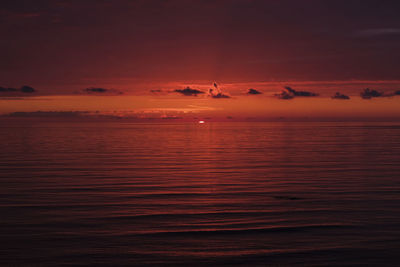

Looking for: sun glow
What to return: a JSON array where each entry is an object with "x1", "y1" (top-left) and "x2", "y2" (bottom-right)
[{"x1": 198, "y1": 120, "x2": 205, "y2": 124}]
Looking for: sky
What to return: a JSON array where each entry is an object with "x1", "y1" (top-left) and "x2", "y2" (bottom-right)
[{"x1": 1, "y1": 0, "x2": 400, "y2": 120}]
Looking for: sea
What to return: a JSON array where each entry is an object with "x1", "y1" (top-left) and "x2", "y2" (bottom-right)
[{"x1": 1, "y1": 121, "x2": 400, "y2": 266}]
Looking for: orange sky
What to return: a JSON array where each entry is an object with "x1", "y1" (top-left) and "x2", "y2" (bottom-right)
[{"x1": 2, "y1": 87, "x2": 400, "y2": 120}]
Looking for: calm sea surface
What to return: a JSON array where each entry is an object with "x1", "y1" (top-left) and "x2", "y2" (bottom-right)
[{"x1": 1, "y1": 121, "x2": 400, "y2": 266}]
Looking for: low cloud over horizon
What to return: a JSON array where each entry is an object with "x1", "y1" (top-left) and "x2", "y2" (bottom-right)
[
  {"x1": 209, "y1": 83, "x2": 231, "y2": 99},
  {"x1": 332, "y1": 92, "x2": 350, "y2": 100},
  {"x1": 0, "y1": 85, "x2": 37, "y2": 96},
  {"x1": 360, "y1": 88, "x2": 391, "y2": 99},
  {"x1": 275, "y1": 87, "x2": 318, "y2": 100},
  {"x1": 247, "y1": 89, "x2": 262, "y2": 95},
  {"x1": 174, "y1": 87, "x2": 205, "y2": 96},
  {"x1": 82, "y1": 87, "x2": 123, "y2": 95}
]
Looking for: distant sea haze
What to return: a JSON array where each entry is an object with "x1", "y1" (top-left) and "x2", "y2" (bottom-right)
[{"x1": 0, "y1": 121, "x2": 400, "y2": 266}]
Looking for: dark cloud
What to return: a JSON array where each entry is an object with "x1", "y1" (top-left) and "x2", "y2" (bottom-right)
[
  {"x1": 4, "y1": 111, "x2": 87, "y2": 118},
  {"x1": 395, "y1": 90, "x2": 400, "y2": 95},
  {"x1": 0, "y1": 85, "x2": 37, "y2": 96},
  {"x1": 84, "y1": 87, "x2": 123, "y2": 95},
  {"x1": 275, "y1": 86, "x2": 317, "y2": 99},
  {"x1": 284, "y1": 86, "x2": 318, "y2": 97},
  {"x1": 332, "y1": 92, "x2": 350, "y2": 100},
  {"x1": 247, "y1": 88, "x2": 262, "y2": 95},
  {"x1": 360, "y1": 88, "x2": 384, "y2": 99},
  {"x1": 86, "y1": 87, "x2": 107, "y2": 93},
  {"x1": 0, "y1": 87, "x2": 17, "y2": 92},
  {"x1": 211, "y1": 92, "x2": 231, "y2": 99},
  {"x1": 208, "y1": 83, "x2": 231, "y2": 99},
  {"x1": 150, "y1": 89, "x2": 166, "y2": 95},
  {"x1": 275, "y1": 90, "x2": 294, "y2": 100},
  {"x1": 174, "y1": 87, "x2": 204, "y2": 96},
  {"x1": 20, "y1": 85, "x2": 36, "y2": 93}
]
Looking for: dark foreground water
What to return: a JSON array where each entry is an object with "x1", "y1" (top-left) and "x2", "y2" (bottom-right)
[{"x1": 1, "y1": 121, "x2": 400, "y2": 266}]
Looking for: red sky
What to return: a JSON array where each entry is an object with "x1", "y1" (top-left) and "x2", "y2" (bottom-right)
[{"x1": 1, "y1": 0, "x2": 400, "y2": 119}]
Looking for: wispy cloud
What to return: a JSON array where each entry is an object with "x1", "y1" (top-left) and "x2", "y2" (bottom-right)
[
  {"x1": 3, "y1": 111, "x2": 87, "y2": 118},
  {"x1": 138, "y1": 105, "x2": 219, "y2": 114},
  {"x1": 0, "y1": 10, "x2": 42, "y2": 22},
  {"x1": 356, "y1": 28, "x2": 400, "y2": 37}
]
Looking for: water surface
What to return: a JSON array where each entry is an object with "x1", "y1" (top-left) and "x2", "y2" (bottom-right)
[{"x1": 1, "y1": 121, "x2": 400, "y2": 266}]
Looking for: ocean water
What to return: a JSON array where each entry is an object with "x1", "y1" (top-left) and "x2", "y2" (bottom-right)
[{"x1": 1, "y1": 121, "x2": 400, "y2": 266}]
